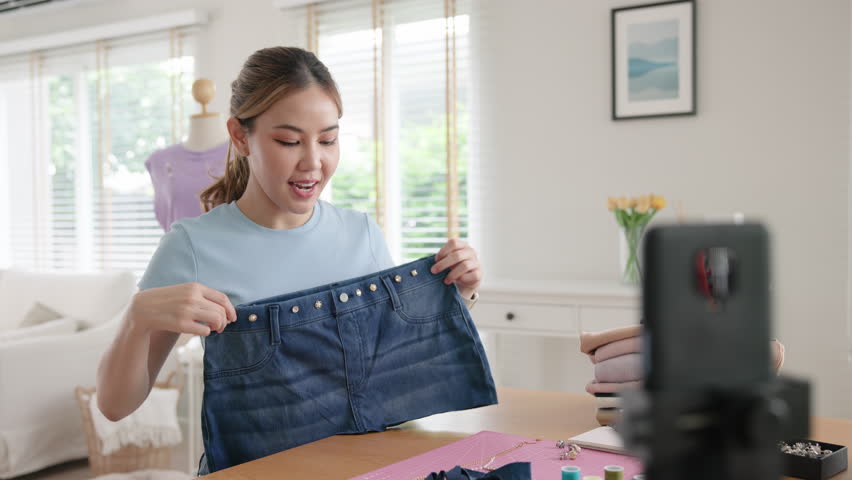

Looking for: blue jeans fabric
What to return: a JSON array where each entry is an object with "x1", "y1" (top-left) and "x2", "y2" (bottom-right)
[
  {"x1": 424, "y1": 462, "x2": 531, "y2": 480},
  {"x1": 198, "y1": 255, "x2": 498, "y2": 474}
]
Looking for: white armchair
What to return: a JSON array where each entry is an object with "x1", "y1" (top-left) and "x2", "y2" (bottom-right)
[{"x1": 0, "y1": 269, "x2": 138, "y2": 478}]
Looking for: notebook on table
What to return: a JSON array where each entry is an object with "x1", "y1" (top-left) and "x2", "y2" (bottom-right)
[{"x1": 567, "y1": 426, "x2": 626, "y2": 455}]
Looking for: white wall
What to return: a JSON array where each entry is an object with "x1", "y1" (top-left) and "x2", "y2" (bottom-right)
[
  {"x1": 475, "y1": 0, "x2": 852, "y2": 419},
  {"x1": 2, "y1": 0, "x2": 851, "y2": 418}
]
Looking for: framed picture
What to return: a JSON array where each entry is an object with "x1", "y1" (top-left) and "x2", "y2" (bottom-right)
[{"x1": 611, "y1": 0, "x2": 696, "y2": 120}]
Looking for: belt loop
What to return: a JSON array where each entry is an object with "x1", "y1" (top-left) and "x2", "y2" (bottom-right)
[
  {"x1": 328, "y1": 291, "x2": 338, "y2": 316},
  {"x1": 268, "y1": 304, "x2": 281, "y2": 346},
  {"x1": 381, "y1": 276, "x2": 402, "y2": 311}
]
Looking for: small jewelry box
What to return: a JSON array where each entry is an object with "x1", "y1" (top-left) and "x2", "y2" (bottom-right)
[{"x1": 782, "y1": 440, "x2": 848, "y2": 480}]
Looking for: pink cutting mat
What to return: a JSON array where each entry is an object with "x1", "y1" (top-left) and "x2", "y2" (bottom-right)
[{"x1": 348, "y1": 430, "x2": 643, "y2": 480}]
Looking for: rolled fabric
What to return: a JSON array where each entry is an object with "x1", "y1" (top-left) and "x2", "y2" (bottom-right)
[
  {"x1": 580, "y1": 325, "x2": 642, "y2": 355},
  {"x1": 582, "y1": 328, "x2": 785, "y2": 374},
  {"x1": 586, "y1": 339, "x2": 784, "y2": 395},
  {"x1": 592, "y1": 336, "x2": 641, "y2": 364},
  {"x1": 585, "y1": 380, "x2": 641, "y2": 395},
  {"x1": 771, "y1": 339, "x2": 785, "y2": 373},
  {"x1": 594, "y1": 353, "x2": 641, "y2": 383},
  {"x1": 595, "y1": 396, "x2": 623, "y2": 409},
  {"x1": 596, "y1": 408, "x2": 622, "y2": 427}
]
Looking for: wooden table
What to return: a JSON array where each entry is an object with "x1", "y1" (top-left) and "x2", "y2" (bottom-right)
[{"x1": 202, "y1": 387, "x2": 851, "y2": 479}]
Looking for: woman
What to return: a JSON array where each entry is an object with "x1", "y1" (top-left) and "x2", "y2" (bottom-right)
[{"x1": 96, "y1": 46, "x2": 485, "y2": 473}]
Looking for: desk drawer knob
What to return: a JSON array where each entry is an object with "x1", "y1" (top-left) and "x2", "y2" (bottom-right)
[{"x1": 506, "y1": 312, "x2": 515, "y2": 321}]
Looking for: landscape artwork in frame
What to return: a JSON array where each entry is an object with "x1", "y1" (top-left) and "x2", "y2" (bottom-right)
[{"x1": 612, "y1": 0, "x2": 695, "y2": 120}]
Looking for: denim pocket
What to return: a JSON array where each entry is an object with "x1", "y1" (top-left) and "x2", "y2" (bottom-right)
[
  {"x1": 395, "y1": 279, "x2": 461, "y2": 324},
  {"x1": 203, "y1": 329, "x2": 276, "y2": 380}
]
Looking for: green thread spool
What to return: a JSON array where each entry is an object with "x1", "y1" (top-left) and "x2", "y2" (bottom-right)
[{"x1": 604, "y1": 465, "x2": 624, "y2": 480}]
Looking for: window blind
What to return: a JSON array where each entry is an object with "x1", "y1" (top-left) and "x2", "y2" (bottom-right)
[
  {"x1": 0, "y1": 28, "x2": 196, "y2": 276},
  {"x1": 302, "y1": 0, "x2": 473, "y2": 262}
]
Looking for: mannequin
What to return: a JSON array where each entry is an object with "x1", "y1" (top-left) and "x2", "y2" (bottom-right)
[
  {"x1": 183, "y1": 79, "x2": 229, "y2": 151},
  {"x1": 145, "y1": 79, "x2": 229, "y2": 232}
]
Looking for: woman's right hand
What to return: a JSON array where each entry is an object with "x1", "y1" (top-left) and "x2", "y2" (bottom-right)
[{"x1": 126, "y1": 282, "x2": 237, "y2": 336}]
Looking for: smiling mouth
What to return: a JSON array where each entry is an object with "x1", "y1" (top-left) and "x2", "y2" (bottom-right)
[{"x1": 289, "y1": 181, "x2": 319, "y2": 191}]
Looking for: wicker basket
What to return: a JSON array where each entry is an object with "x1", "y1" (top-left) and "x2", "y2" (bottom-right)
[{"x1": 74, "y1": 371, "x2": 184, "y2": 476}]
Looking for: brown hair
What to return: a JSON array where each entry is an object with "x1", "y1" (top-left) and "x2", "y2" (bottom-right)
[{"x1": 200, "y1": 47, "x2": 342, "y2": 211}]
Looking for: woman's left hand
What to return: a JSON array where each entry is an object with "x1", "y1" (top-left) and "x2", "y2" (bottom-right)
[{"x1": 431, "y1": 238, "x2": 482, "y2": 300}]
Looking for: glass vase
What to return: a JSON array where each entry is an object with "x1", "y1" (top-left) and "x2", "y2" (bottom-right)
[{"x1": 619, "y1": 224, "x2": 645, "y2": 285}]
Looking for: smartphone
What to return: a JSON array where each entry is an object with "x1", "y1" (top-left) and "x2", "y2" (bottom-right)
[{"x1": 642, "y1": 223, "x2": 771, "y2": 392}]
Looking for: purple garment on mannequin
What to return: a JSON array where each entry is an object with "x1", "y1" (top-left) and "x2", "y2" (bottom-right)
[{"x1": 145, "y1": 142, "x2": 228, "y2": 232}]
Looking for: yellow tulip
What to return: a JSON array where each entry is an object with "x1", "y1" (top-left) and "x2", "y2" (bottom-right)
[
  {"x1": 607, "y1": 197, "x2": 617, "y2": 211},
  {"x1": 629, "y1": 197, "x2": 638, "y2": 209},
  {"x1": 636, "y1": 195, "x2": 651, "y2": 214},
  {"x1": 650, "y1": 194, "x2": 667, "y2": 210},
  {"x1": 616, "y1": 196, "x2": 630, "y2": 210}
]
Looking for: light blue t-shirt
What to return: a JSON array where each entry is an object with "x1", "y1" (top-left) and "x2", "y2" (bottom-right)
[{"x1": 138, "y1": 200, "x2": 395, "y2": 306}]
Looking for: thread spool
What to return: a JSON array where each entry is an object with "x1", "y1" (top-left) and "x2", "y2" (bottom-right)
[
  {"x1": 604, "y1": 465, "x2": 624, "y2": 480},
  {"x1": 562, "y1": 465, "x2": 581, "y2": 480}
]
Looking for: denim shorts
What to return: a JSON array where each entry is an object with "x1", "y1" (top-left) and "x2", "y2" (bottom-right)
[{"x1": 198, "y1": 255, "x2": 497, "y2": 474}]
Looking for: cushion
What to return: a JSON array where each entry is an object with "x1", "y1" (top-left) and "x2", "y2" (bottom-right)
[
  {"x1": 0, "y1": 269, "x2": 138, "y2": 332},
  {"x1": 17, "y1": 302, "x2": 64, "y2": 329},
  {"x1": 0, "y1": 317, "x2": 78, "y2": 345}
]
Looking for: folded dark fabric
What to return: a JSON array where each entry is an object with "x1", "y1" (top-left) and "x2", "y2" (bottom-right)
[{"x1": 424, "y1": 462, "x2": 531, "y2": 480}]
